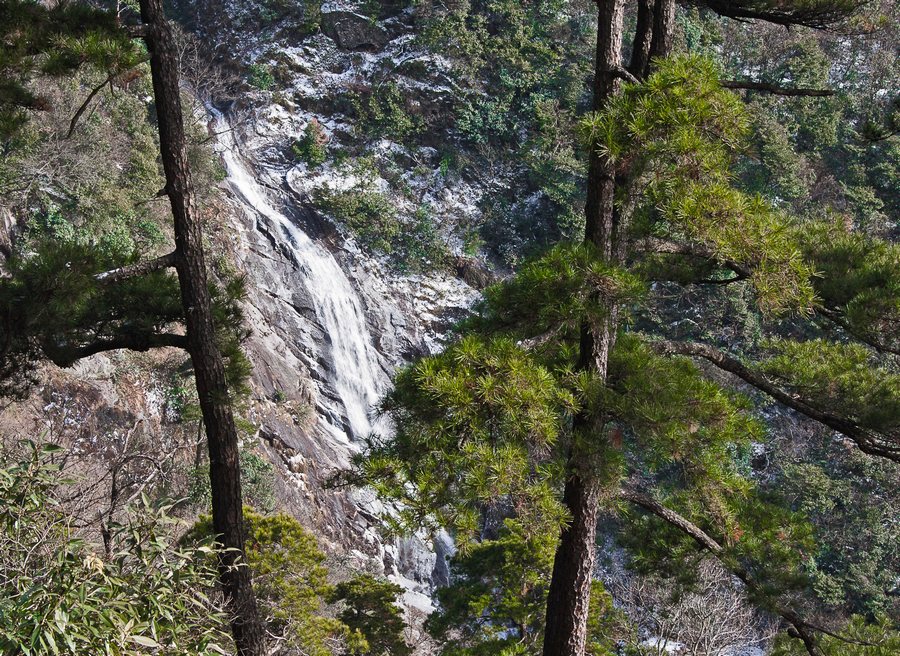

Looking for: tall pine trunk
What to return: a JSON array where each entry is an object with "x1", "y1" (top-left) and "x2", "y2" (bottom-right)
[
  {"x1": 138, "y1": 1, "x2": 266, "y2": 654},
  {"x1": 542, "y1": 1, "x2": 677, "y2": 653},
  {"x1": 542, "y1": 2, "x2": 625, "y2": 655},
  {"x1": 648, "y1": 0, "x2": 676, "y2": 67}
]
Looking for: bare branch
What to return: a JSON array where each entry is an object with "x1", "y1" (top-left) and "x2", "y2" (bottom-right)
[
  {"x1": 618, "y1": 488, "x2": 876, "y2": 655},
  {"x1": 609, "y1": 65, "x2": 640, "y2": 85},
  {"x1": 816, "y1": 306, "x2": 900, "y2": 356},
  {"x1": 722, "y1": 80, "x2": 835, "y2": 97},
  {"x1": 67, "y1": 73, "x2": 117, "y2": 138},
  {"x1": 634, "y1": 237, "x2": 753, "y2": 279},
  {"x1": 95, "y1": 251, "x2": 177, "y2": 284},
  {"x1": 67, "y1": 61, "x2": 149, "y2": 138},
  {"x1": 695, "y1": 0, "x2": 868, "y2": 31},
  {"x1": 43, "y1": 332, "x2": 187, "y2": 367}
]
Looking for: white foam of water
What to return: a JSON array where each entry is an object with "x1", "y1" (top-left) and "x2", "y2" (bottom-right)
[{"x1": 211, "y1": 109, "x2": 383, "y2": 441}]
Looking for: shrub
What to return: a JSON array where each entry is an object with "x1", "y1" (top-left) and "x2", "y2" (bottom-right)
[
  {"x1": 292, "y1": 119, "x2": 329, "y2": 167},
  {"x1": 189, "y1": 509, "x2": 380, "y2": 656},
  {"x1": 330, "y1": 575, "x2": 411, "y2": 656},
  {"x1": 247, "y1": 63, "x2": 274, "y2": 91},
  {"x1": 351, "y1": 82, "x2": 423, "y2": 142},
  {"x1": 315, "y1": 185, "x2": 401, "y2": 254},
  {"x1": 0, "y1": 442, "x2": 228, "y2": 655},
  {"x1": 395, "y1": 204, "x2": 448, "y2": 273}
]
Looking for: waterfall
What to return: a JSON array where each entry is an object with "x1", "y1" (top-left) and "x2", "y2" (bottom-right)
[{"x1": 211, "y1": 110, "x2": 384, "y2": 442}]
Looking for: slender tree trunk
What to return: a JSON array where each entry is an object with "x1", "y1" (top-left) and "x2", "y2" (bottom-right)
[
  {"x1": 628, "y1": 0, "x2": 654, "y2": 78},
  {"x1": 137, "y1": 1, "x2": 265, "y2": 654},
  {"x1": 648, "y1": 0, "x2": 676, "y2": 65},
  {"x1": 542, "y1": 3, "x2": 625, "y2": 655}
]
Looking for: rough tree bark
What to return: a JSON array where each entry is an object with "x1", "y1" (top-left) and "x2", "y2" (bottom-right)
[
  {"x1": 648, "y1": 0, "x2": 676, "y2": 66},
  {"x1": 542, "y1": 2, "x2": 625, "y2": 655},
  {"x1": 136, "y1": 1, "x2": 266, "y2": 654},
  {"x1": 543, "y1": 1, "x2": 678, "y2": 653},
  {"x1": 629, "y1": 0, "x2": 654, "y2": 77}
]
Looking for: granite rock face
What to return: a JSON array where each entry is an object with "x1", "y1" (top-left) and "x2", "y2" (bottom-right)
[
  {"x1": 210, "y1": 109, "x2": 476, "y2": 603},
  {"x1": 320, "y1": 11, "x2": 390, "y2": 51}
]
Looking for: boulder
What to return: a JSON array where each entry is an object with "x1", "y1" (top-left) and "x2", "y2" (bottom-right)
[{"x1": 320, "y1": 11, "x2": 389, "y2": 51}]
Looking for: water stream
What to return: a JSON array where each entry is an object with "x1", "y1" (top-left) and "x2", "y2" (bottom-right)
[{"x1": 211, "y1": 110, "x2": 384, "y2": 442}]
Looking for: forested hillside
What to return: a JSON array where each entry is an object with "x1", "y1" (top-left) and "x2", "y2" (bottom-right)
[{"x1": 0, "y1": 1, "x2": 897, "y2": 655}]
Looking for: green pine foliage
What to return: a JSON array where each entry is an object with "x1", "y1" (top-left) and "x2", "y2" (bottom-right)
[
  {"x1": 188, "y1": 509, "x2": 409, "y2": 656},
  {"x1": 362, "y1": 334, "x2": 573, "y2": 547},
  {"x1": 351, "y1": 82, "x2": 423, "y2": 142},
  {"x1": 771, "y1": 615, "x2": 900, "y2": 656},
  {"x1": 314, "y1": 161, "x2": 447, "y2": 271},
  {"x1": 190, "y1": 508, "x2": 352, "y2": 655},
  {"x1": 0, "y1": 0, "x2": 143, "y2": 139},
  {"x1": 355, "y1": 51, "x2": 898, "y2": 651},
  {"x1": 798, "y1": 221, "x2": 900, "y2": 353},
  {"x1": 426, "y1": 520, "x2": 557, "y2": 655},
  {"x1": 759, "y1": 339, "x2": 900, "y2": 435},
  {"x1": 414, "y1": 0, "x2": 594, "y2": 260},
  {"x1": 293, "y1": 119, "x2": 328, "y2": 167},
  {"x1": 582, "y1": 55, "x2": 816, "y2": 314},
  {"x1": 426, "y1": 520, "x2": 635, "y2": 656},
  {"x1": 0, "y1": 234, "x2": 182, "y2": 397},
  {"x1": 0, "y1": 218, "x2": 252, "y2": 400},
  {"x1": 330, "y1": 575, "x2": 410, "y2": 656},
  {"x1": 777, "y1": 451, "x2": 900, "y2": 617},
  {"x1": 470, "y1": 243, "x2": 645, "y2": 350}
]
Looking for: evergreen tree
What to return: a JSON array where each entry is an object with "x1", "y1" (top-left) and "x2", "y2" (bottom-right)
[
  {"x1": 354, "y1": 3, "x2": 896, "y2": 656},
  {"x1": 0, "y1": 1, "x2": 264, "y2": 652},
  {"x1": 0, "y1": 0, "x2": 142, "y2": 139}
]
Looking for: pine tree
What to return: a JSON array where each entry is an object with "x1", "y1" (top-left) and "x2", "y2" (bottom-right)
[
  {"x1": 354, "y1": 3, "x2": 895, "y2": 656},
  {"x1": 0, "y1": 1, "x2": 265, "y2": 653},
  {"x1": 0, "y1": 0, "x2": 142, "y2": 139}
]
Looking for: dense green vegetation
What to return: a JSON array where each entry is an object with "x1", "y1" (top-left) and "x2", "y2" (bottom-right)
[
  {"x1": 0, "y1": 442, "x2": 230, "y2": 655},
  {"x1": 0, "y1": 0, "x2": 897, "y2": 655},
  {"x1": 188, "y1": 509, "x2": 409, "y2": 656}
]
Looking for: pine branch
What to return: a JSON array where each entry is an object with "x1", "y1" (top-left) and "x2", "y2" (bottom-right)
[
  {"x1": 608, "y1": 65, "x2": 640, "y2": 85},
  {"x1": 67, "y1": 60, "x2": 149, "y2": 138},
  {"x1": 618, "y1": 487, "x2": 877, "y2": 655},
  {"x1": 67, "y1": 72, "x2": 117, "y2": 138},
  {"x1": 94, "y1": 251, "x2": 177, "y2": 284},
  {"x1": 634, "y1": 237, "x2": 753, "y2": 278},
  {"x1": 43, "y1": 332, "x2": 187, "y2": 367},
  {"x1": 649, "y1": 339, "x2": 900, "y2": 462},
  {"x1": 721, "y1": 80, "x2": 835, "y2": 97},
  {"x1": 816, "y1": 306, "x2": 900, "y2": 356},
  {"x1": 695, "y1": 1, "x2": 867, "y2": 30}
]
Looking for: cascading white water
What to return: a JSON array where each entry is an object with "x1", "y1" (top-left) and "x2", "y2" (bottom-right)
[{"x1": 211, "y1": 110, "x2": 384, "y2": 442}]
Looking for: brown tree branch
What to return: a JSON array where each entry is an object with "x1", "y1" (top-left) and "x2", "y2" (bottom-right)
[
  {"x1": 816, "y1": 306, "x2": 900, "y2": 356},
  {"x1": 618, "y1": 488, "x2": 876, "y2": 655},
  {"x1": 43, "y1": 332, "x2": 187, "y2": 367},
  {"x1": 67, "y1": 61, "x2": 148, "y2": 138},
  {"x1": 67, "y1": 73, "x2": 116, "y2": 138},
  {"x1": 695, "y1": 0, "x2": 867, "y2": 30},
  {"x1": 94, "y1": 251, "x2": 177, "y2": 284},
  {"x1": 649, "y1": 339, "x2": 899, "y2": 462},
  {"x1": 722, "y1": 80, "x2": 835, "y2": 97},
  {"x1": 609, "y1": 65, "x2": 640, "y2": 85},
  {"x1": 634, "y1": 237, "x2": 754, "y2": 279}
]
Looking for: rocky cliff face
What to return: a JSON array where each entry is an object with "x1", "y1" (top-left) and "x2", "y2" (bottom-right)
[
  {"x1": 0, "y1": 0, "x2": 483, "y2": 611},
  {"x1": 187, "y1": 0, "x2": 487, "y2": 606},
  {"x1": 212, "y1": 106, "x2": 474, "y2": 605}
]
